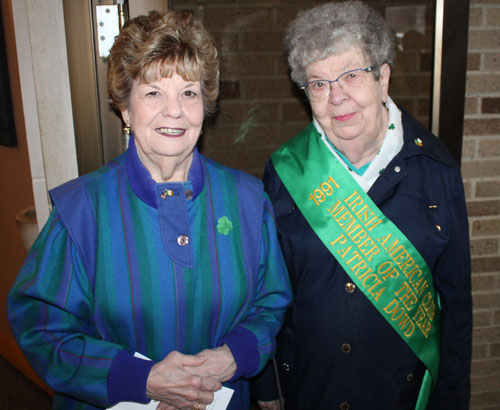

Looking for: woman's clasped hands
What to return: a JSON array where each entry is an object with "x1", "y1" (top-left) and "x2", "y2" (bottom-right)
[{"x1": 146, "y1": 345, "x2": 236, "y2": 410}]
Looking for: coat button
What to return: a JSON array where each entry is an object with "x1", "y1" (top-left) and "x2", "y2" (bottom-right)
[
  {"x1": 341, "y1": 343, "x2": 351, "y2": 353},
  {"x1": 340, "y1": 402, "x2": 350, "y2": 410},
  {"x1": 435, "y1": 224, "x2": 442, "y2": 232},
  {"x1": 345, "y1": 282, "x2": 356, "y2": 293},
  {"x1": 406, "y1": 373, "x2": 414, "y2": 382},
  {"x1": 394, "y1": 166, "x2": 401, "y2": 173},
  {"x1": 177, "y1": 235, "x2": 189, "y2": 246},
  {"x1": 282, "y1": 362, "x2": 290, "y2": 372},
  {"x1": 185, "y1": 190, "x2": 193, "y2": 200}
]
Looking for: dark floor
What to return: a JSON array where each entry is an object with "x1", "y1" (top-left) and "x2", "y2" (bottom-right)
[{"x1": 0, "y1": 355, "x2": 52, "y2": 410}]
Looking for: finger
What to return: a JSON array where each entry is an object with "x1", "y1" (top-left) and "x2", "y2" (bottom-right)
[
  {"x1": 182, "y1": 355, "x2": 209, "y2": 368},
  {"x1": 166, "y1": 351, "x2": 207, "y2": 369},
  {"x1": 190, "y1": 401, "x2": 206, "y2": 410},
  {"x1": 194, "y1": 348, "x2": 209, "y2": 357},
  {"x1": 196, "y1": 389, "x2": 215, "y2": 405},
  {"x1": 165, "y1": 377, "x2": 214, "y2": 403},
  {"x1": 155, "y1": 402, "x2": 176, "y2": 410},
  {"x1": 181, "y1": 355, "x2": 208, "y2": 368},
  {"x1": 199, "y1": 376, "x2": 221, "y2": 392}
]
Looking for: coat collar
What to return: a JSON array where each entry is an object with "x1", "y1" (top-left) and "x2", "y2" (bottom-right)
[
  {"x1": 398, "y1": 108, "x2": 457, "y2": 168},
  {"x1": 125, "y1": 135, "x2": 204, "y2": 208},
  {"x1": 367, "y1": 107, "x2": 458, "y2": 204}
]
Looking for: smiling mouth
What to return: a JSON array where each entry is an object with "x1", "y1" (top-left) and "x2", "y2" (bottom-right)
[
  {"x1": 334, "y1": 113, "x2": 356, "y2": 122},
  {"x1": 156, "y1": 127, "x2": 185, "y2": 136}
]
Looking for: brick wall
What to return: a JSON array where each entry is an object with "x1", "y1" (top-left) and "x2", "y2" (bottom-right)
[
  {"x1": 170, "y1": 0, "x2": 500, "y2": 408},
  {"x1": 465, "y1": 0, "x2": 500, "y2": 408},
  {"x1": 172, "y1": 0, "x2": 434, "y2": 176}
]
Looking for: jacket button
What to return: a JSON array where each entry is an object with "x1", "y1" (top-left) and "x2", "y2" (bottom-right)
[
  {"x1": 394, "y1": 166, "x2": 401, "y2": 173},
  {"x1": 340, "y1": 402, "x2": 350, "y2": 410},
  {"x1": 282, "y1": 362, "x2": 290, "y2": 372},
  {"x1": 435, "y1": 224, "x2": 442, "y2": 232},
  {"x1": 185, "y1": 190, "x2": 193, "y2": 200},
  {"x1": 406, "y1": 373, "x2": 414, "y2": 382},
  {"x1": 341, "y1": 343, "x2": 351, "y2": 353},
  {"x1": 177, "y1": 235, "x2": 189, "y2": 246},
  {"x1": 345, "y1": 282, "x2": 356, "y2": 293}
]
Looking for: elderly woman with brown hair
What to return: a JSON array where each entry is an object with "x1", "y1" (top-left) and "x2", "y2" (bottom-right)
[
  {"x1": 254, "y1": 1, "x2": 472, "y2": 410},
  {"x1": 8, "y1": 10, "x2": 291, "y2": 410}
]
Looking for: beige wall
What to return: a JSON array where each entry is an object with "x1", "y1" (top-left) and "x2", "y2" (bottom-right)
[
  {"x1": 0, "y1": 0, "x2": 49, "y2": 393},
  {"x1": 0, "y1": 0, "x2": 77, "y2": 393}
]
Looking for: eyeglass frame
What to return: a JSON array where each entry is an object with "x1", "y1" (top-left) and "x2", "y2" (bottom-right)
[{"x1": 300, "y1": 65, "x2": 378, "y2": 98}]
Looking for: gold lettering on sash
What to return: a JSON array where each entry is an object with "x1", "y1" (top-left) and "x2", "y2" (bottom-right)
[
  {"x1": 413, "y1": 305, "x2": 432, "y2": 338},
  {"x1": 345, "y1": 220, "x2": 363, "y2": 237},
  {"x1": 395, "y1": 281, "x2": 418, "y2": 310},
  {"x1": 319, "y1": 179, "x2": 436, "y2": 340},
  {"x1": 274, "y1": 137, "x2": 439, "y2": 395},
  {"x1": 344, "y1": 190, "x2": 362, "y2": 208},
  {"x1": 378, "y1": 261, "x2": 400, "y2": 281},
  {"x1": 350, "y1": 254, "x2": 368, "y2": 273},
  {"x1": 344, "y1": 190, "x2": 382, "y2": 231},
  {"x1": 383, "y1": 298, "x2": 416, "y2": 337},
  {"x1": 354, "y1": 204, "x2": 369, "y2": 219},
  {"x1": 421, "y1": 291, "x2": 436, "y2": 321},
  {"x1": 330, "y1": 233, "x2": 347, "y2": 246},
  {"x1": 374, "y1": 230, "x2": 435, "y2": 338},
  {"x1": 336, "y1": 245, "x2": 353, "y2": 259},
  {"x1": 328, "y1": 199, "x2": 345, "y2": 217},
  {"x1": 309, "y1": 176, "x2": 339, "y2": 206},
  {"x1": 370, "y1": 285, "x2": 386, "y2": 301},
  {"x1": 345, "y1": 249, "x2": 360, "y2": 264}
]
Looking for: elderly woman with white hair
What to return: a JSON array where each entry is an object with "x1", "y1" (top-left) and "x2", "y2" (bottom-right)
[{"x1": 254, "y1": 2, "x2": 472, "y2": 410}]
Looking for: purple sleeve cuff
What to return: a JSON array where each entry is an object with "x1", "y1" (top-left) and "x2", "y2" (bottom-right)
[
  {"x1": 218, "y1": 326, "x2": 259, "y2": 381},
  {"x1": 107, "y1": 350, "x2": 156, "y2": 405}
]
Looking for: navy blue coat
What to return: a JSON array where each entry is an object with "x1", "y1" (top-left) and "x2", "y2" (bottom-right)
[{"x1": 254, "y1": 110, "x2": 472, "y2": 410}]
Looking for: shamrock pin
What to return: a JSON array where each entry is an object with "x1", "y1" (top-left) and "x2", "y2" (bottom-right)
[
  {"x1": 388, "y1": 123, "x2": 395, "y2": 130},
  {"x1": 217, "y1": 216, "x2": 233, "y2": 235}
]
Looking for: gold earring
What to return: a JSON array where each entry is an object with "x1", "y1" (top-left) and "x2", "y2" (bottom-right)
[{"x1": 123, "y1": 124, "x2": 132, "y2": 136}]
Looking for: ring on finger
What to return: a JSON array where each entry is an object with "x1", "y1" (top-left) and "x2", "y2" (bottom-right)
[{"x1": 194, "y1": 403, "x2": 201, "y2": 410}]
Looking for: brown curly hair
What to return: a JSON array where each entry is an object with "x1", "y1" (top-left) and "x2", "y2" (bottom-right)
[{"x1": 107, "y1": 10, "x2": 219, "y2": 115}]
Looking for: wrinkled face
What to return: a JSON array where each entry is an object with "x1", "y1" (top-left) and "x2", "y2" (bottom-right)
[
  {"x1": 121, "y1": 72, "x2": 204, "y2": 179},
  {"x1": 306, "y1": 48, "x2": 390, "y2": 147}
]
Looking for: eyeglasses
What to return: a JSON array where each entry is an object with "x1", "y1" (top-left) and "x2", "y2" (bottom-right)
[{"x1": 300, "y1": 65, "x2": 377, "y2": 101}]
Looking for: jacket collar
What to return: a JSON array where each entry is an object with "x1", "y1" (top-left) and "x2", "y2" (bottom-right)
[
  {"x1": 125, "y1": 135, "x2": 204, "y2": 208},
  {"x1": 399, "y1": 108, "x2": 457, "y2": 168}
]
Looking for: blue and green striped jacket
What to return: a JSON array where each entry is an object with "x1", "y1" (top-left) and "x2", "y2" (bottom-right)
[{"x1": 8, "y1": 137, "x2": 292, "y2": 409}]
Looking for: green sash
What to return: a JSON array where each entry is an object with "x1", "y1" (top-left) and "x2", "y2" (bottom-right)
[{"x1": 272, "y1": 123, "x2": 440, "y2": 410}]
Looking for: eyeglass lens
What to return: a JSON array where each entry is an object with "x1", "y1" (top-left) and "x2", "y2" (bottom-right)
[{"x1": 305, "y1": 68, "x2": 371, "y2": 100}]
